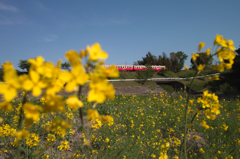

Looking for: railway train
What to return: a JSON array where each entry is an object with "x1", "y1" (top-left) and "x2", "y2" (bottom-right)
[{"x1": 103, "y1": 65, "x2": 165, "y2": 71}]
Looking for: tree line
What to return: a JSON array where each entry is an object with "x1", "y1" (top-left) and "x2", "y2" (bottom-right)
[
  {"x1": 135, "y1": 51, "x2": 188, "y2": 72},
  {"x1": 134, "y1": 50, "x2": 217, "y2": 72}
]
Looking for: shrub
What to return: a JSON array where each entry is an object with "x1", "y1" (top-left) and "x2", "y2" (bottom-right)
[
  {"x1": 135, "y1": 66, "x2": 155, "y2": 84},
  {"x1": 219, "y1": 82, "x2": 235, "y2": 94}
]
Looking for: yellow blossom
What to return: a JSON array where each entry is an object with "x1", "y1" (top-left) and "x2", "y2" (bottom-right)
[
  {"x1": 197, "y1": 64, "x2": 205, "y2": 71},
  {"x1": 87, "y1": 109, "x2": 99, "y2": 121},
  {"x1": 66, "y1": 95, "x2": 83, "y2": 110},
  {"x1": 86, "y1": 43, "x2": 108, "y2": 62},
  {"x1": 209, "y1": 75, "x2": 219, "y2": 80},
  {"x1": 28, "y1": 56, "x2": 45, "y2": 74},
  {"x1": 205, "y1": 47, "x2": 211, "y2": 56},
  {"x1": 191, "y1": 53, "x2": 199, "y2": 61},
  {"x1": 0, "y1": 102, "x2": 13, "y2": 111},
  {"x1": 16, "y1": 129, "x2": 29, "y2": 141},
  {"x1": 198, "y1": 42, "x2": 205, "y2": 52}
]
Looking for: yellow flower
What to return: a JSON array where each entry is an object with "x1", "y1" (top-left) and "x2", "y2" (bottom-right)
[
  {"x1": 87, "y1": 109, "x2": 99, "y2": 121},
  {"x1": 0, "y1": 63, "x2": 20, "y2": 101},
  {"x1": 205, "y1": 47, "x2": 211, "y2": 56},
  {"x1": 209, "y1": 75, "x2": 219, "y2": 80},
  {"x1": 59, "y1": 64, "x2": 89, "y2": 92},
  {"x1": 28, "y1": 56, "x2": 45, "y2": 74},
  {"x1": 104, "y1": 65, "x2": 119, "y2": 78},
  {"x1": 213, "y1": 63, "x2": 225, "y2": 72},
  {"x1": 88, "y1": 78, "x2": 115, "y2": 103},
  {"x1": 227, "y1": 40, "x2": 236, "y2": 51},
  {"x1": 200, "y1": 120, "x2": 209, "y2": 129},
  {"x1": 100, "y1": 115, "x2": 114, "y2": 126},
  {"x1": 65, "y1": 50, "x2": 81, "y2": 66},
  {"x1": 42, "y1": 95, "x2": 66, "y2": 113},
  {"x1": 23, "y1": 103, "x2": 41, "y2": 126},
  {"x1": 86, "y1": 43, "x2": 108, "y2": 62},
  {"x1": 27, "y1": 70, "x2": 46, "y2": 96},
  {"x1": 191, "y1": 53, "x2": 199, "y2": 61},
  {"x1": 184, "y1": 65, "x2": 189, "y2": 71},
  {"x1": 46, "y1": 134, "x2": 56, "y2": 142},
  {"x1": 0, "y1": 102, "x2": 13, "y2": 111},
  {"x1": 16, "y1": 129, "x2": 29, "y2": 141},
  {"x1": 199, "y1": 148, "x2": 205, "y2": 154},
  {"x1": 58, "y1": 140, "x2": 70, "y2": 151},
  {"x1": 214, "y1": 34, "x2": 223, "y2": 46},
  {"x1": 198, "y1": 42, "x2": 205, "y2": 52},
  {"x1": 66, "y1": 95, "x2": 83, "y2": 110},
  {"x1": 189, "y1": 100, "x2": 194, "y2": 106},
  {"x1": 197, "y1": 64, "x2": 205, "y2": 71}
]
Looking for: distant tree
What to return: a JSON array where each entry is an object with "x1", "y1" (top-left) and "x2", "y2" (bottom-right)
[
  {"x1": 175, "y1": 51, "x2": 188, "y2": 72},
  {"x1": 18, "y1": 60, "x2": 31, "y2": 72},
  {"x1": 133, "y1": 61, "x2": 138, "y2": 65},
  {"x1": 170, "y1": 52, "x2": 178, "y2": 72},
  {"x1": 61, "y1": 61, "x2": 71, "y2": 71},
  {"x1": 190, "y1": 52, "x2": 213, "y2": 70},
  {"x1": 136, "y1": 51, "x2": 187, "y2": 72},
  {"x1": 137, "y1": 52, "x2": 158, "y2": 65}
]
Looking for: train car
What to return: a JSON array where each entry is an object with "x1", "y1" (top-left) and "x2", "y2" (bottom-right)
[{"x1": 103, "y1": 65, "x2": 165, "y2": 71}]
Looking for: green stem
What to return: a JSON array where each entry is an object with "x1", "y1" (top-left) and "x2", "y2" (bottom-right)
[
  {"x1": 77, "y1": 85, "x2": 84, "y2": 129},
  {"x1": 180, "y1": 71, "x2": 199, "y2": 159},
  {"x1": 17, "y1": 92, "x2": 28, "y2": 159},
  {"x1": 17, "y1": 93, "x2": 27, "y2": 130}
]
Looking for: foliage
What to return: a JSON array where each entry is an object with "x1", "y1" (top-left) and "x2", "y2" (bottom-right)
[
  {"x1": 18, "y1": 59, "x2": 31, "y2": 72},
  {"x1": 61, "y1": 61, "x2": 71, "y2": 71},
  {"x1": 190, "y1": 52, "x2": 213, "y2": 70},
  {"x1": 218, "y1": 82, "x2": 235, "y2": 94},
  {"x1": 135, "y1": 65, "x2": 155, "y2": 84},
  {"x1": 137, "y1": 51, "x2": 188, "y2": 73},
  {"x1": 175, "y1": 51, "x2": 188, "y2": 72}
]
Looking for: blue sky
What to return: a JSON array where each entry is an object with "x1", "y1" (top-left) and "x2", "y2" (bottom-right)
[{"x1": 0, "y1": 0, "x2": 239, "y2": 70}]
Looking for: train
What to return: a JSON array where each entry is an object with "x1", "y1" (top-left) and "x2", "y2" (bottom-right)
[{"x1": 103, "y1": 65, "x2": 165, "y2": 71}]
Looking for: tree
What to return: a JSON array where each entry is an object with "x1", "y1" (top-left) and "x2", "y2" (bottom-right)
[
  {"x1": 61, "y1": 61, "x2": 71, "y2": 71},
  {"x1": 18, "y1": 60, "x2": 31, "y2": 72},
  {"x1": 137, "y1": 52, "x2": 158, "y2": 65},
  {"x1": 175, "y1": 51, "x2": 188, "y2": 72},
  {"x1": 136, "y1": 51, "x2": 187, "y2": 72},
  {"x1": 190, "y1": 52, "x2": 213, "y2": 70},
  {"x1": 133, "y1": 61, "x2": 138, "y2": 65}
]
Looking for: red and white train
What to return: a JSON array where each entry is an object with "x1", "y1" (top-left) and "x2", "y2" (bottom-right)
[{"x1": 103, "y1": 65, "x2": 165, "y2": 71}]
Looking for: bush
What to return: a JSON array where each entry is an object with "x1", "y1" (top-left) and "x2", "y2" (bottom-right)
[
  {"x1": 219, "y1": 82, "x2": 235, "y2": 94},
  {"x1": 135, "y1": 66, "x2": 155, "y2": 84},
  {"x1": 157, "y1": 68, "x2": 169, "y2": 76}
]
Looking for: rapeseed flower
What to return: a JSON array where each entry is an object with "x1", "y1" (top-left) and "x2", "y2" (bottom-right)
[{"x1": 86, "y1": 43, "x2": 108, "y2": 62}]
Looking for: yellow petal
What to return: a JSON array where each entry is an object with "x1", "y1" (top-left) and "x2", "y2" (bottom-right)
[
  {"x1": 30, "y1": 70, "x2": 40, "y2": 83},
  {"x1": 22, "y1": 79, "x2": 34, "y2": 91},
  {"x1": 58, "y1": 71, "x2": 72, "y2": 82},
  {"x1": 32, "y1": 86, "x2": 41, "y2": 96},
  {"x1": 65, "y1": 81, "x2": 77, "y2": 92},
  {"x1": 4, "y1": 88, "x2": 17, "y2": 102}
]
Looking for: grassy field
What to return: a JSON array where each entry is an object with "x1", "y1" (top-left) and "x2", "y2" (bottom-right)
[{"x1": 0, "y1": 91, "x2": 239, "y2": 158}]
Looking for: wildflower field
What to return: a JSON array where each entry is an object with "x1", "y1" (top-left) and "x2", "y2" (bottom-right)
[
  {"x1": 0, "y1": 34, "x2": 239, "y2": 158},
  {"x1": 0, "y1": 92, "x2": 239, "y2": 158}
]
